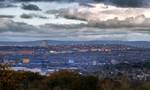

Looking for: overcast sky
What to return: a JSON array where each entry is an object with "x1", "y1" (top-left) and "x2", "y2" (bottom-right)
[{"x1": 0, "y1": 0, "x2": 150, "y2": 42}]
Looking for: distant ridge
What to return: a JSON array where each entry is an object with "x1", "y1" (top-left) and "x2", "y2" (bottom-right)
[{"x1": 0, "y1": 40, "x2": 150, "y2": 48}]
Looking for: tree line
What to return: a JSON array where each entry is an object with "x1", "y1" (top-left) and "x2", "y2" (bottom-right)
[{"x1": 0, "y1": 64, "x2": 150, "y2": 90}]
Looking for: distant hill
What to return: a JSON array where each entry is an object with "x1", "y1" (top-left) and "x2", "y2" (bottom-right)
[{"x1": 0, "y1": 40, "x2": 150, "y2": 48}]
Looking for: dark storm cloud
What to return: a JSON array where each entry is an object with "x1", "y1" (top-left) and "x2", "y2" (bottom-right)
[
  {"x1": 0, "y1": 19, "x2": 38, "y2": 33},
  {"x1": 0, "y1": 2, "x2": 17, "y2": 8},
  {"x1": 0, "y1": 15, "x2": 14, "y2": 18},
  {"x1": 20, "y1": 13, "x2": 48, "y2": 19},
  {"x1": 21, "y1": 3, "x2": 41, "y2": 11},
  {"x1": 94, "y1": 0, "x2": 150, "y2": 7},
  {"x1": 20, "y1": 13, "x2": 33, "y2": 19}
]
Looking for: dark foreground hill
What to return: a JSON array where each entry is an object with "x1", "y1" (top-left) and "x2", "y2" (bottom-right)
[{"x1": 0, "y1": 64, "x2": 150, "y2": 90}]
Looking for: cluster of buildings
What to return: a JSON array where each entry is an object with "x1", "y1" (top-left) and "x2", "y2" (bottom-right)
[{"x1": 0, "y1": 43, "x2": 150, "y2": 80}]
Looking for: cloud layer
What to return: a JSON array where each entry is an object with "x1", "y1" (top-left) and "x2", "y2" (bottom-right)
[
  {"x1": 59, "y1": 3, "x2": 150, "y2": 28},
  {"x1": 2, "y1": 0, "x2": 150, "y2": 7},
  {"x1": 0, "y1": 1, "x2": 150, "y2": 41},
  {"x1": 0, "y1": 18, "x2": 150, "y2": 41}
]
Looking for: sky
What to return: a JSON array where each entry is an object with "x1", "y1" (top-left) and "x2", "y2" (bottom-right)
[{"x1": 0, "y1": 0, "x2": 150, "y2": 42}]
